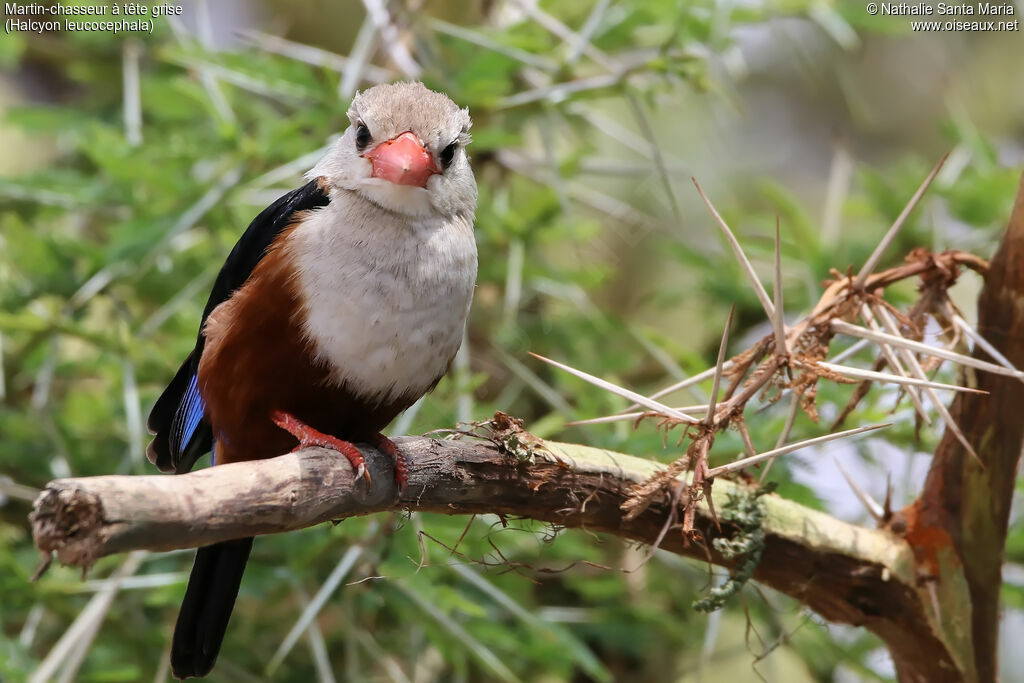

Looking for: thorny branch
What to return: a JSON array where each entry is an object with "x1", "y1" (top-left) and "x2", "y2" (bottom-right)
[
  {"x1": 535, "y1": 160, "x2": 1013, "y2": 542},
  {"x1": 528, "y1": 166, "x2": 1024, "y2": 682}
]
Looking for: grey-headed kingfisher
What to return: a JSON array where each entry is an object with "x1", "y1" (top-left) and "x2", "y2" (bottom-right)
[{"x1": 147, "y1": 82, "x2": 478, "y2": 679}]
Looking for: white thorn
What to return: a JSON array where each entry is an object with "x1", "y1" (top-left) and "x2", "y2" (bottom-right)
[
  {"x1": 566, "y1": 405, "x2": 708, "y2": 426},
  {"x1": 829, "y1": 338, "x2": 872, "y2": 365},
  {"x1": 854, "y1": 154, "x2": 948, "y2": 289},
  {"x1": 623, "y1": 363, "x2": 732, "y2": 411},
  {"x1": 772, "y1": 219, "x2": 787, "y2": 356},
  {"x1": 692, "y1": 178, "x2": 775, "y2": 320},
  {"x1": 870, "y1": 305, "x2": 982, "y2": 465},
  {"x1": 807, "y1": 360, "x2": 987, "y2": 394},
  {"x1": 857, "y1": 307, "x2": 931, "y2": 425},
  {"x1": 706, "y1": 306, "x2": 735, "y2": 425},
  {"x1": 952, "y1": 314, "x2": 1024, "y2": 382},
  {"x1": 832, "y1": 319, "x2": 1024, "y2": 381},
  {"x1": 832, "y1": 455, "x2": 885, "y2": 521},
  {"x1": 530, "y1": 353, "x2": 702, "y2": 424},
  {"x1": 759, "y1": 392, "x2": 801, "y2": 482},
  {"x1": 707, "y1": 423, "x2": 890, "y2": 478}
]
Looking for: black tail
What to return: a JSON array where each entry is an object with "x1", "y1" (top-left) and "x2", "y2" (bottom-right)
[{"x1": 171, "y1": 538, "x2": 254, "y2": 679}]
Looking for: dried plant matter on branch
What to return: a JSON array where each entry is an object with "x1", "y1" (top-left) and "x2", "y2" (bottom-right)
[{"x1": 535, "y1": 158, "x2": 1002, "y2": 538}]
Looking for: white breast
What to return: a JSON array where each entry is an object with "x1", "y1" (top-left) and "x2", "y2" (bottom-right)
[{"x1": 285, "y1": 196, "x2": 477, "y2": 404}]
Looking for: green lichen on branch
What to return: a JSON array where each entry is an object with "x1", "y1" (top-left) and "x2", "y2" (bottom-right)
[{"x1": 692, "y1": 482, "x2": 776, "y2": 612}]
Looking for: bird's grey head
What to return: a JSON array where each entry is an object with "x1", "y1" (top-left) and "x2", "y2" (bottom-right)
[{"x1": 309, "y1": 82, "x2": 476, "y2": 219}]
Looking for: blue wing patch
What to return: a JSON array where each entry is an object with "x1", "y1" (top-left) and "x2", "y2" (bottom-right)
[
  {"x1": 170, "y1": 373, "x2": 206, "y2": 459},
  {"x1": 148, "y1": 179, "x2": 329, "y2": 474}
]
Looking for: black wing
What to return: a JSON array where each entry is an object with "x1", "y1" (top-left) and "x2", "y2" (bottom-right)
[{"x1": 146, "y1": 178, "x2": 330, "y2": 474}]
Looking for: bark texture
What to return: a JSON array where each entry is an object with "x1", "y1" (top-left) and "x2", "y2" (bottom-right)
[{"x1": 911, "y1": 171, "x2": 1024, "y2": 683}]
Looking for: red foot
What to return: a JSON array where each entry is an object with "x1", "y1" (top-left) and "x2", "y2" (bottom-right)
[
  {"x1": 271, "y1": 411, "x2": 371, "y2": 484},
  {"x1": 369, "y1": 433, "x2": 409, "y2": 492}
]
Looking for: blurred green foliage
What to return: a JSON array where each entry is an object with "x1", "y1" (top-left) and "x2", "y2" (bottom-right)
[{"x1": 1, "y1": 1, "x2": 1021, "y2": 681}]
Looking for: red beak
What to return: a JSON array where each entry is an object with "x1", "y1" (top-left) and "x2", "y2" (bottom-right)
[{"x1": 363, "y1": 131, "x2": 439, "y2": 188}]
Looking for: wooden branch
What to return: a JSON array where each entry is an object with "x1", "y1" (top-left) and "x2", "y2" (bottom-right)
[{"x1": 32, "y1": 436, "x2": 959, "y2": 680}]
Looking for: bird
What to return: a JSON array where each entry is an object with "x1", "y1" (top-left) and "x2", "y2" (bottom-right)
[{"x1": 145, "y1": 81, "x2": 478, "y2": 679}]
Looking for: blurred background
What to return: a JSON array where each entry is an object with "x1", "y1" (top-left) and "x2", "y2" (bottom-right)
[{"x1": 1, "y1": 0, "x2": 1023, "y2": 680}]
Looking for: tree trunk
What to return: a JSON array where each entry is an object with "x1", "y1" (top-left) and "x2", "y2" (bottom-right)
[{"x1": 907, "y1": 171, "x2": 1024, "y2": 682}]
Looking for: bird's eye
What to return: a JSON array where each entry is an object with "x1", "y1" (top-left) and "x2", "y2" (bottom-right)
[
  {"x1": 355, "y1": 123, "x2": 372, "y2": 152},
  {"x1": 439, "y1": 141, "x2": 457, "y2": 169}
]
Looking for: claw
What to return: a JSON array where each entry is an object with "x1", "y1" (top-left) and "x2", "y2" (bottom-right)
[
  {"x1": 369, "y1": 432, "x2": 409, "y2": 492},
  {"x1": 271, "y1": 410, "x2": 369, "y2": 486}
]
